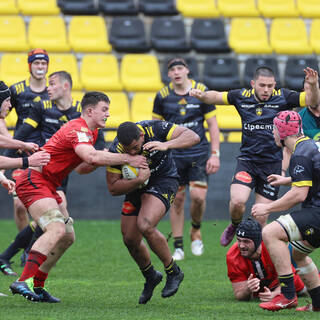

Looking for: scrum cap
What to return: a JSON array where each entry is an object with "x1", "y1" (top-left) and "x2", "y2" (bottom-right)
[
  {"x1": 236, "y1": 218, "x2": 262, "y2": 251},
  {"x1": 27, "y1": 48, "x2": 49, "y2": 71},
  {"x1": 273, "y1": 110, "x2": 303, "y2": 140},
  {"x1": 0, "y1": 81, "x2": 11, "y2": 110}
]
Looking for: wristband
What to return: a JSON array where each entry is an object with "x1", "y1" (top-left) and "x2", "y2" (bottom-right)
[
  {"x1": 0, "y1": 172, "x2": 6, "y2": 182},
  {"x1": 211, "y1": 150, "x2": 220, "y2": 158},
  {"x1": 22, "y1": 157, "x2": 29, "y2": 169}
]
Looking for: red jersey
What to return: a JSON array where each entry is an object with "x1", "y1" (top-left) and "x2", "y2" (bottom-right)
[
  {"x1": 41, "y1": 117, "x2": 98, "y2": 188},
  {"x1": 226, "y1": 242, "x2": 304, "y2": 293}
]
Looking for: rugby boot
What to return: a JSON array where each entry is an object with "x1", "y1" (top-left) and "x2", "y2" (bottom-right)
[
  {"x1": 139, "y1": 270, "x2": 163, "y2": 304},
  {"x1": 220, "y1": 223, "x2": 236, "y2": 246},
  {"x1": 0, "y1": 258, "x2": 18, "y2": 276},
  {"x1": 259, "y1": 294, "x2": 297, "y2": 311},
  {"x1": 34, "y1": 287, "x2": 61, "y2": 303},
  {"x1": 172, "y1": 248, "x2": 185, "y2": 261},
  {"x1": 191, "y1": 240, "x2": 204, "y2": 256},
  {"x1": 9, "y1": 280, "x2": 39, "y2": 302},
  {"x1": 296, "y1": 304, "x2": 320, "y2": 312},
  {"x1": 161, "y1": 264, "x2": 184, "y2": 298}
]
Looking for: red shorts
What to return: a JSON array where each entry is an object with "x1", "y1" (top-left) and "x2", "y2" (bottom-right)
[{"x1": 15, "y1": 169, "x2": 62, "y2": 209}]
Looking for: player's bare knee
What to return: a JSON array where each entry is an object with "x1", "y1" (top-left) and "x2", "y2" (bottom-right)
[
  {"x1": 230, "y1": 198, "x2": 245, "y2": 212},
  {"x1": 122, "y1": 234, "x2": 139, "y2": 249}
]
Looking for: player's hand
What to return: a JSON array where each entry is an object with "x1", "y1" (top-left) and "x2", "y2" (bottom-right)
[
  {"x1": 258, "y1": 287, "x2": 273, "y2": 302},
  {"x1": 304, "y1": 67, "x2": 319, "y2": 86},
  {"x1": 127, "y1": 155, "x2": 148, "y2": 169},
  {"x1": 1, "y1": 178, "x2": 15, "y2": 194},
  {"x1": 267, "y1": 174, "x2": 286, "y2": 186},
  {"x1": 247, "y1": 273, "x2": 260, "y2": 293},
  {"x1": 21, "y1": 142, "x2": 39, "y2": 154},
  {"x1": 251, "y1": 203, "x2": 270, "y2": 218},
  {"x1": 28, "y1": 151, "x2": 51, "y2": 167},
  {"x1": 137, "y1": 167, "x2": 151, "y2": 184},
  {"x1": 206, "y1": 155, "x2": 220, "y2": 174},
  {"x1": 143, "y1": 141, "x2": 167, "y2": 152},
  {"x1": 189, "y1": 88, "x2": 207, "y2": 100}
]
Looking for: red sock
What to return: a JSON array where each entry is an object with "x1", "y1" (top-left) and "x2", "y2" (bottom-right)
[
  {"x1": 19, "y1": 250, "x2": 47, "y2": 282},
  {"x1": 34, "y1": 269, "x2": 48, "y2": 288}
]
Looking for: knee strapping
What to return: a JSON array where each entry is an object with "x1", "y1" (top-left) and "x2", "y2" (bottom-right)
[
  {"x1": 38, "y1": 209, "x2": 65, "y2": 230},
  {"x1": 296, "y1": 261, "x2": 317, "y2": 275},
  {"x1": 64, "y1": 217, "x2": 74, "y2": 233}
]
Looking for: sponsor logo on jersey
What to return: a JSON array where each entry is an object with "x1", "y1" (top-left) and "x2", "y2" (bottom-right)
[
  {"x1": 235, "y1": 171, "x2": 252, "y2": 184},
  {"x1": 178, "y1": 98, "x2": 187, "y2": 105},
  {"x1": 293, "y1": 165, "x2": 305, "y2": 175},
  {"x1": 45, "y1": 118, "x2": 59, "y2": 124},
  {"x1": 244, "y1": 123, "x2": 274, "y2": 131},
  {"x1": 76, "y1": 131, "x2": 90, "y2": 142},
  {"x1": 80, "y1": 127, "x2": 88, "y2": 132},
  {"x1": 122, "y1": 201, "x2": 136, "y2": 214},
  {"x1": 241, "y1": 104, "x2": 256, "y2": 108},
  {"x1": 256, "y1": 107, "x2": 263, "y2": 116}
]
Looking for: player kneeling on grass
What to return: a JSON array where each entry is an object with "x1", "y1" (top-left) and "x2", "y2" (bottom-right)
[
  {"x1": 252, "y1": 110, "x2": 320, "y2": 312},
  {"x1": 106, "y1": 120, "x2": 200, "y2": 304},
  {"x1": 227, "y1": 218, "x2": 307, "y2": 302}
]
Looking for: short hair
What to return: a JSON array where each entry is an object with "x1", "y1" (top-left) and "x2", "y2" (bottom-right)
[
  {"x1": 253, "y1": 66, "x2": 275, "y2": 80},
  {"x1": 49, "y1": 71, "x2": 73, "y2": 89},
  {"x1": 117, "y1": 121, "x2": 141, "y2": 146},
  {"x1": 81, "y1": 91, "x2": 110, "y2": 112}
]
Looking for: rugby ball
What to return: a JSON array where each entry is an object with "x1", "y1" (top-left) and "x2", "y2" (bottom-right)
[{"x1": 121, "y1": 164, "x2": 149, "y2": 187}]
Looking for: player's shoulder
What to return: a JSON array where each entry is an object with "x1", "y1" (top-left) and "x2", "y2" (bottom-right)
[
  {"x1": 71, "y1": 100, "x2": 82, "y2": 113},
  {"x1": 226, "y1": 242, "x2": 241, "y2": 260},
  {"x1": 157, "y1": 83, "x2": 172, "y2": 99},
  {"x1": 10, "y1": 79, "x2": 27, "y2": 94},
  {"x1": 191, "y1": 79, "x2": 207, "y2": 92}
]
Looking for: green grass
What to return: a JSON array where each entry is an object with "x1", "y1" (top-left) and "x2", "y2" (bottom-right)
[{"x1": 0, "y1": 219, "x2": 319, "y2": 320}]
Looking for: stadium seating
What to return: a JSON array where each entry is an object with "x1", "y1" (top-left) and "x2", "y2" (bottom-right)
[
  {"x1": 0, "y1": 54, "x2": 29, "y2": 86},
  {"x1": 227, "y1": 131, "x2": 242, "y2": 143},
  {"x1": 297, "y1": 0, "x2": 320, "y2": 18},
  {"x1": 243, "y1": 57, "x2": 280, "y2": 88},
  {"x1": 161, "y1": 57, "x2": 200, "y2": 84},
  {"x1": 120, "y1": 54, "x2": 163, "y2": 92},
  {"x1": 310, "y1": 19, "x2": 320, "y2": 53},
  {"x1": 215, "y1": 105, "x2": 242, "y2": 130},
  {"x1": 17, "y1": 0, "x2": 60, "y2": 15},
  {"x1": 28, "y1": 16, "x2": 70, "y2": 52},
  {"x1": 190, "y1": 19, "x2": 230, "y2": 53},
  {"x1": 57, "y1": 0, "x2": 99, "y2": 15},
  {"x1": 270, "y1": 18, "x2": 312, "y2": 54},
  {"x1": 258, "y1": 0, "x2": 299, "y2": 17},
  {"x1": 284, "y1": 57, "x2": 319, "y2": 91},
  {"x1": 150, "y1": 18, "x2": 189, "y2": 52},
  {"x1": 99, "y1": 0, "x2": 138, "y2": 15},
  {"x1": 0, "y1": 0, "x2": 19, "y2": 14},
  {"x1": 0, "y1": 16, "x2": 29, "y2": 52},
  {"x1": 71, "y1": 91, "x2": 84, "y2": 103},
  {"x1": 68, "y1": 16, "x2": 112, "y2": 53},
  {"x1": 5, "y1": 108, "x2": 18, "y2": 129},
  {"x1": 105, "y1": 92, "x2": 130, "y2": 129},
  {"x1": 80, "y1": 54, "x2": 122, "y2": 91},
  {"x1": 203, "y1": 57, "x2": 240, "y2": 91},
  {"x1": 131, "y1": 92, "x2": 156, "y2": 122},
  {"x1": 139, "y1": 0, "x2": 178, "y2": 16},
  {"x1": 109, "y1": 17, "x2": 149, "y2": 52},
  {"x1": 217, "y1": 0, "x2": 259, "y2": 17},
  {"x1": 48, "y1": 54, "x2": 82, "y2": 90},
  {"x1": 176, "y1": 0, "x2": 220, "y2": 18},
  {"x1": 229, "y1": 18, "x2": 272, "y2": 54}
]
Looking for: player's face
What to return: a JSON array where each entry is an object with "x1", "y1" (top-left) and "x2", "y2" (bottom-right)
[
  {"x1": 0, "y1": 97, "x2": 11, "y2": 119},
  {"x1": 273, "y1": 127, "x2": 282, "y2": 147},
  {"x1": 30, "y1": 59, "x2": 48, "y2": 80},
  {"x1": 90, "y1": 101, "x2": 110, "y2": 128},
  {"x1": 168, "y1": 65, "x2": 189, "y2": 85},
  {"x1": 237, "y1": 237, "x2": 256, "y2": 258},
  {"x1": 47, "y1": 75, "x2": 64, "y2": 101},
  {"x1": 251, "y1": 76, "x2": 276, "y2": 102},
  {"x1": 123, "y1": 134, "x2": 144, "y2": 156}
]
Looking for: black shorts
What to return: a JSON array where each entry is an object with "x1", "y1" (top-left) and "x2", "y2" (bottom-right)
[
  {"x1": 121, "y1": 176, "x2": 179, "y2": 217},
  {"x1": 231, "y1": 159, "x2": 281, "y2": 200},
  {"x1": 290, "y1": 207, "x2": 320, "y2": 248},
  {"x1": 174, "y1": 153, "x2": 209, "y2": 186}
]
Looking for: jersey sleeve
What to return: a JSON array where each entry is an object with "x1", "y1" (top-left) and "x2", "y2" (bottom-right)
[
  {"x1": 23, "y1": 101, "x2": 42, "y2": 129},
  {"x1": 289, "y1": 154, "x2": 313, "y2": 187},
  {"x1": 152, "y1": 93, "x2": 164, "y2": 120},
  {"x1": 94, "y1": 129, "x2": 106, "y2": 150},
  {"x1": 226, "y1": 89, "x2": 241, "y2": 106},
  {"x1": 226, "y1": 251, "x2": 249, "y2": 283},
  {"x1": 106, "y1": 140, "x2": 122, "y2": 174},
  {"x1": 282, "y1": 88, "x2": 305, "y2": 108},
  {"x1": 152, "y1": 120, "x2": 177, "y2": 141}
]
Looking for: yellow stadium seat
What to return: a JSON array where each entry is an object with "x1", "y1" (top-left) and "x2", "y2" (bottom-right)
[
  {"x1": 104, "y1": 130, "x2": 117, "y2": 142},
  {"x1": 72, "y1": 91, "x2": 84, "y2": 104},
  {"x1": 229, "y1": 18, "x2": 272, "y2": 54},
  {"x1": 270, "y1": 18, "x2": 312, "y2": 54},
  {"x1": 176, "y1": 0, "x2": 220, "y2": 18},
  {"x1": 310, "y1": 19, "x2": 320, "y2": 53},
  {"x1": 48, "y1": 54, "x2": 82, "y2": 90},
  {"x1": 69, "y1": 16, "x2": 112, "y2": 53},
  {"x1": 215, "y1": 105, "x2": 242, "y2": 130},
  {"x1": 0, "y1": 16, "x2": 29, "y2": 52},
  {"x1": 131, "y1": 92, "x2": 156, "y2": 122},
  {"x1": 17, "y1": 0, "x2": 60, "y2": 15},
  {"x1": 0, "y1": 0, "x2": 19, "y2": 14},
  {"x1": 217, "y1": 0, "x2": 259, "y2": 17},
  {"x1": 0, "y1": 54, "x2": 29, "y2": 86},
  {"x1": 205, "y1": 131, "x2": 225, "y2": 143},
  {"x1": 121, "y1": 54, "x2": 163, "y2": 92},
  {"x1": 28, "y1": 16, "x2": 70, "y2": 52},
  {"x1": 297, "y1": 0, "x2": 320, "y2": 18},
  {"x1": 80, "y1": 54, "x2": 122, "y2": 91},
  {"x1": 227, "y1": 131, "x2": 242, "y2": 143},
  {"x1": 5, "y1": 108, "x2": 18, "y2": 128},
  {"x1": 258, "y1": 0, "x2": 299, "y2": 17},
  {"x1": 105, "y1": 92, "x2": 130, "y2": 129}
]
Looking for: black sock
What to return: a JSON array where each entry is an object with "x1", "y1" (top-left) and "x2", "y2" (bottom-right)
[
  {"x1": 231, "y1": 218, "x2": 242, "y2": 227},
  {"x1": 279, "y1": 273, "x2": 295, "y2": 300},
  {"x1": 308, "y1": 286, "x2": 320, "y2": 308},
  {"x1": 191, "y1": 222, "x2": 201, "y2": 229},
  {"x1": 25, "y1": 226, "x2": 43, "y2": 254},
  {"x1": 141, "y1": 263, "x2": 156, "y2": 280},
  {"x1": 0, "y1": 224, "x2": 34, "y2": 261},
  {"x1": 165, "y1": 259, "x2": 179, "y2": 275},
  {"x1": 173, "y1": 237, "x2": 183, "y2": 250}
]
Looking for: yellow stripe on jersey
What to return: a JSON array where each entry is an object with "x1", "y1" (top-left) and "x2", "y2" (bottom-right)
[
  {"x1": 148, "y1": 126, "x2": 154, "y2": 137},
  {"x1": 159, "y1": 86, "x2": 169, "y2": 99},
  {"x1": 299, "y1": 92, "x2": 306, "y2": 107},
  {"x1": 166, "y1": 124, "x2": 177, "y2": 141},
  {"x1": 204, "y1": 110, "x2": 217, "y2": 120},
  {"x1": 15, "y1": 82, "x2": 25, "y2": 95},
  {"x1": 75, "y1": 101, "x2": 82, "y2": 112},
  {"x1": 152, "y1": 112, "x2": 164, "y2": 120},
  {"x1": 24, "y1": 118, "x2": 38, "y2": 128},
  {"x1": 43, "y1": 100, "x2": 52, "y2": 109},
  {"x1": 292, "y1": 181, "x2": 312, "y2": 187},
  {"x1": 293, "y1": 136, "x2": 310, "y2": 152},
  {"x1": 106, "y1": 166, "x2": 121, "y2": 174},
  {"x1": 116, "y1": 143, "x2": 125, "y2": 153},
  {"x1": 222, "y1": 92, "x2": 229, "y2": 105}
]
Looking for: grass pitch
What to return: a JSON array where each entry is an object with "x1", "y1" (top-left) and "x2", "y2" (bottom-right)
[{"x1": 0, "y1": 219, "x2": 319, "y2": 320}]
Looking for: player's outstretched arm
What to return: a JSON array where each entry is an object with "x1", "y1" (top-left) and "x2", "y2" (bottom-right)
[
  {"x1": 189, "y1": 88, "x2": 225, "y2": 105},
  {"x1": 304, "y1": 67, "x2": 320, "y2": 106}
]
